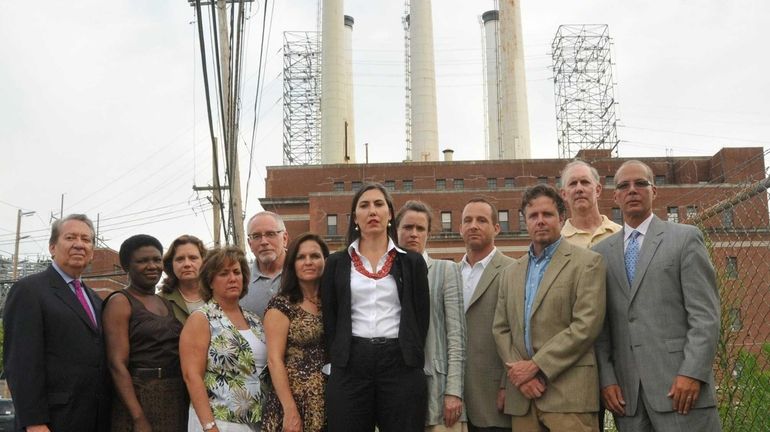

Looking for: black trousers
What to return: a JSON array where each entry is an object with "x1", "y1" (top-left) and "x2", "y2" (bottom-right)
[{"x1": 326, "y1": 338, "x2": 427, "y2": 432}]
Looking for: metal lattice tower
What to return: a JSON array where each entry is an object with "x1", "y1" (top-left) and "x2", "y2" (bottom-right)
[
  {"x1": 282, "y1": 31, "x2": 322, "y2": 165},
  {"x1": 552, "y1": 24, "x2": 619, "y2": 159}
]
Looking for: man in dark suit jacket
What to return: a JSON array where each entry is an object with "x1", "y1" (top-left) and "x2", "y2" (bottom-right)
[
  {"x1": 3, "y1": 214, "x2": 110, "y2": 432},
  {"x1": 593, "y1": 161, "x2": 721, "y2": 431}
]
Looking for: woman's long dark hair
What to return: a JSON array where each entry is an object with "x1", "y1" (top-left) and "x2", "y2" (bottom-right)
[
  {"x1": 279, "y1": 233, "x2": 330, "y2": 303},
  {"x1": 345, "y1": 182, "x2": 397, "y2": 245}
]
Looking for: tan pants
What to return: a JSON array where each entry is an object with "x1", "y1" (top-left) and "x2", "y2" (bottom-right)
[
  {"x1": 512, "y1": 403, "x2": 597, "y2": 432},
  {"x1": 426, "y1": 421, "x2": 468, "y2": 432}
]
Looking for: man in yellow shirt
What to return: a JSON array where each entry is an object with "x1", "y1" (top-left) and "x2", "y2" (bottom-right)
[{"x1": 560, "y1": 160, "x2": 621, "y2": 248}]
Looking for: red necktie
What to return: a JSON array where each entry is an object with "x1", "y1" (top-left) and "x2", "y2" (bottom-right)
[{"x1": 72, "y1": 279, "x2": 97, "y2": 327}]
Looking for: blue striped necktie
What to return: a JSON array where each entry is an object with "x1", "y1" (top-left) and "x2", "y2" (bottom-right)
[{"x1": 624, "y1": 230, "x2": 641, "y2": 284}]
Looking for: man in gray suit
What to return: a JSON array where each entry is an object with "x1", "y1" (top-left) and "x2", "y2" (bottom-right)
[
  {"x1": 593, "y1": 160, "x2": 722, "y2": 431},
  {"x1": 459, "y1": 198, "x2": 514, "y2": 432}
]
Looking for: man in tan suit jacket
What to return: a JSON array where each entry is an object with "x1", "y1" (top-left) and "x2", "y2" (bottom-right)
[
  {"x1": 493, "y1": 185, "x2": 606, "y2": 431},
  {"x1": 460, "y1": 198, "x2": 515, "y2": 432}
]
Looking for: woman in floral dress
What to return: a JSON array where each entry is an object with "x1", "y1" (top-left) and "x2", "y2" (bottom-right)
[
  {"x1": 181, "y1": 246, "x2": 267, "y2": 432},
  {"x1": 262, "y1": 233, "x2": 330, "y2": 432}
]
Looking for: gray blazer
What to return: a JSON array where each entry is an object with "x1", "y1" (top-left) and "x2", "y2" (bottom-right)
[
  {"x1": 462, "y1": 250, "x2": 515, "y2": 428},
  {"x1": 424, "y1": 256, "x2": 467, "y2": 426},
  {"x1": 593, "y1": 216, "x2": 720, "y2": 414}
]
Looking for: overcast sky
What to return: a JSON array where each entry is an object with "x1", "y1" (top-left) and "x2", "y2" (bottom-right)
[{"x1": 1, "y1": 0, "x2": 768, "y2": 260}]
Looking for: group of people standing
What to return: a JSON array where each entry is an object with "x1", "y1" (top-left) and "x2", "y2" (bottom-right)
[{"x1": 2, "y1": 159, "x2": 722, "y2": 432}]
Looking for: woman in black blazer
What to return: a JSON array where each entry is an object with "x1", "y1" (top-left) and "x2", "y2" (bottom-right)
[{"x1": 322, "y1": 182, "x2": 430, "y2": 432}]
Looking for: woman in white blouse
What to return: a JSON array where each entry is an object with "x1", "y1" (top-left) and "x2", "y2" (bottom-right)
[{"x1": 321, "y1": 183, "x2": 431, "y2": 432}]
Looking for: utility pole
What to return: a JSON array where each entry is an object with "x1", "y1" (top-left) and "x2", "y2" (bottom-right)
[
  {"x1": 12, "y1": 209, "x2": 35, "y2": 280},
  {"x1": 216, "y1": 0, "x2": 245, "y2": 248}
]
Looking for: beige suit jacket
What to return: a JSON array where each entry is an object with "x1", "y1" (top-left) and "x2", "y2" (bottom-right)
[
  {"x1": 493, "y1": 240, "x2": 606, "y2": 415},
  {"x1": 462, "y1": 250, "x2": 514, "y2": 428}
]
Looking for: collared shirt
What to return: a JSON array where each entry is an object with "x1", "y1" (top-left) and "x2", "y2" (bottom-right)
[
  {"x1": 623, "y1": 213, "x2": 654, "y2": 252},
  {"x1": 51, "y1": 260, "x2": 97, "y2": 320},
  {"x1": 349, "y1": 238, "x2": 405, "y2": 339},
  {"x1": 562, "y1": 215, "x2": 622, "y2": 248},
  {"x1": 239, "y1": 262, "x2": 282, "y2": 320},
  {"x1": 460, "y1": 247, "x2": 497, "y2": 312},
  {"x1": 524, "y1": 238, "x2": 562, "y2": 357}
]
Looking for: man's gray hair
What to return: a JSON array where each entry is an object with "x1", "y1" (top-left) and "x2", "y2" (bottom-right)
[
  {"x1": 49, "y1": 214, "x2": 95, "y2": 245},
  {"x1": 561, "y1": 160, "x2": 601, "y2": 184},
  {"x1": 247, "y1": 211, "x2": 286, "y2": 231}
]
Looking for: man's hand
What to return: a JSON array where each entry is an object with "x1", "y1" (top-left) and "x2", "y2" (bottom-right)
[
  {"x1": 26, "y1": 425, "x2": 51, "y2": 432},
  {"x1": 601, "y1": 384, "x2": 626, "y2": 416},
  {"x1": 518, "y1": 377, "x2": 546, "y2": 400},
  {"x1": 505, "y1": 360, "x2": 540, "y2": 386},
  {"x1": 667, "y1": 375, "x2": 701, "y2": 415},
  {"x1": 442, "y1": 395, "x2": 463, "y2": 427},
  {"x1": 496, "y1": 388, "x2": 505, "y2": 413}
]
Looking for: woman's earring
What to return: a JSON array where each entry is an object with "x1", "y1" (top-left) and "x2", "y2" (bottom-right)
[
  {"x1": 354, "y1": 224, "x2": 359, "y2": 231},
  {"x1": 387, "y1": 221, "x2": 392, "y2": 228}
]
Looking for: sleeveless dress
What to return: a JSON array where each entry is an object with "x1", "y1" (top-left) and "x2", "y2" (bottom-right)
[
  {"x1": 262, "y1": 295, "x2": 327, "y2": 432},
  {"x1": 108, "y1": 290, "x2": 188, "y2": 431}
]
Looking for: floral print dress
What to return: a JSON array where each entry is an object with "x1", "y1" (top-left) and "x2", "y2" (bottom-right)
[{"x1": 198, "y1": 301, "x2": 266, "y2": 427}]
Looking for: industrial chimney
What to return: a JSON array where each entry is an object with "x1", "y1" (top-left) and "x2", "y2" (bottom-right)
[
  {"x1": 408, "y1": 0, "x2": 439, "y2": 162},
  {"x1": 321, "y1": 0, "x2": 355, "y2": 163},
  {"x1": 497, "y1": 0, "x2": 531, "y2": 159},
  {"x1": 482, "y1": 10, "x2": 502, "y2": 160}
]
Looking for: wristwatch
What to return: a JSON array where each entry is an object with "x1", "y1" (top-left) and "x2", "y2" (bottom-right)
[{"x1": 202, "y1": 420, "x2": 217, "y2": 431}]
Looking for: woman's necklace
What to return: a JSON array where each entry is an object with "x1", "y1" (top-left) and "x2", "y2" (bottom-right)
[
  {"x1": 350, "y1": 248, "x2": 397, "y2": 280},
  {"x1": 306, "y1": 295, "x2": 321, "y2": 308},
  {"x1": 179, "y1": 288, "x2": 201, "y2": 303}
]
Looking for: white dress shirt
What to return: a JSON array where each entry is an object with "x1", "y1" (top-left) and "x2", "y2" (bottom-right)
[
  {"x1": 348, "y1": 238, "x2": 405, "y2": 339},
  {"x1": 459, "y1": 247, "x2": 497, "y2": 312},
  {"x1": 623, "y1": 213, "x2": 654, "y2": 251}
]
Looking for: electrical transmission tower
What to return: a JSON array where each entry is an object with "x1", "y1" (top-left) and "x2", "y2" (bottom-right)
[
  {"x1": 282, "y1": 31, "x2": 322, "y2": 165},
  {"x1": 552, "y1": 24, "x2": 619, "y2": 159}
]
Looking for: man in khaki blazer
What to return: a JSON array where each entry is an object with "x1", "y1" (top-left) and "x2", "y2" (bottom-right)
[
  {"x1": 493, "y1": 185, "x2": 606, "y2": 431},
  {"x1": 460, "y1": 198, "x2": 515, "y2": 432}
]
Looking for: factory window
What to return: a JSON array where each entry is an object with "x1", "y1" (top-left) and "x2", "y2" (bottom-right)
[
  {"x1": 384, "y1": 180, "x2": 395, "y2": 191},
  {"x1": 441, "y1": 211, "x2": 452, "y2": 232},
  {"x1": 504, "y1": 178, "x2": 515, "y2": 188},
  {"x1": 686, "y1": 205, "x2": 698, "y2": 220},
  {"x1": 352, "y1": 181, "x2": 362, "y2": 192},
  {"x1": 454, "y1": 179, "x2": 464, "y2": 190},
  {"x1": 537, "y1": 176, "x2": 548, "y2": 184},
  {"x1": 611, "y1": 207, "x2": 623, "y2": 225},
  {"x1": 726, "y1": 256, "x2": 738, "y2": 279},
  {"x1": 498, "y1": 210, "x2": 509, "y2": 232},
  {"x1": 333, "y1": 181, "x2": 344, "y2": 192},
  {"x1": 667, "y1": 207, "x2": 679, "y2": 223},
  {"x1": 605, "y1": 176, "x2": 614, "y2": 186},
  {"x1": 487, "y1": 178, "x2": 497, "y2": 189},
  {"x1": 403, "y1": 180, "x2": 413, "y2": 191},
  {"x1": 327, "y1": 215, "x2": 338, "y2": 236},
  {"x1": 722, "y1": 209, "x2": 734, "y2": 228},
  {"x1": 436, "y1": 179, "x2": 446, "y2": 190},
  {"x1": 518, "y1": 210, "x2": 526, "y2": 232},
  {"x1": 655, "y1": 175, "x2": 666, "y2": 185}
]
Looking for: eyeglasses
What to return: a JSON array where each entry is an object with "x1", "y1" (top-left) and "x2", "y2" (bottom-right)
[
  {"x1": 247, "y1": 230, "x2": 284, "y2": 241},
  {"x1": 616, "y1": 180, "x2": 652, "y2": 191}
]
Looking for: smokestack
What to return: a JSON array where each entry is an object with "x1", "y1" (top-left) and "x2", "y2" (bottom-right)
[
  {"x1": 498, "y1": 0, "x2": 531, "y2": 159},
  {"x1": 482, "y1": 10, "x2": 502, "y2": 160},
  {"x1": 409, "y1": 0, "x2": 439, "y2": 162},
  {"x1": 321, "y1": 0, "x2": 355, "y2": 163},
  {"x1": 344, "y1": 15, "x2": 355, "y2": 160}
]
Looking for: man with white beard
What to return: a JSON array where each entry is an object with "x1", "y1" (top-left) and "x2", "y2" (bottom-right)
[{"x1": 240, "y1": 211, "x2": 289, "y2": 319}]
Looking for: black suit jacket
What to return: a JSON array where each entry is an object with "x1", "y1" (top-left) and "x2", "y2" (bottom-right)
[
  {"x1": 2, "y1": 265, "x2": 110, "y2": 431},
  {"x1": 322, "y1": 248, "x2": 430, "y2": 368}
]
